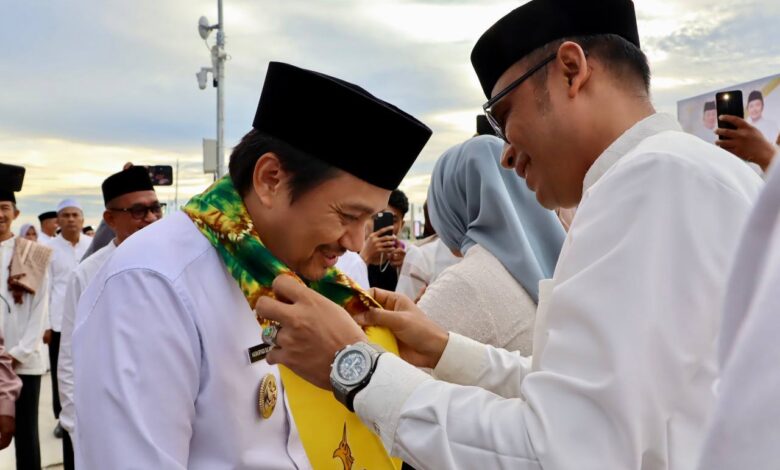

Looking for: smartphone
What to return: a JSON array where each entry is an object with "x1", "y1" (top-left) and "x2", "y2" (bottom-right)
[
  {"x1": 144, "y1": 165, "x2": 174, "y2": 186},
  {"x1": 716, "y1": 91, "x2": 744, "y2": 139},
  {"x1": 373, "y1": 211, "x2": 395, "y2": 233}
]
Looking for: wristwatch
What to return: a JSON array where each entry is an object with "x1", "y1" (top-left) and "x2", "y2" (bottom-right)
[{"x1": 330, "y1": 342, "x2": 385, "y2": 412}]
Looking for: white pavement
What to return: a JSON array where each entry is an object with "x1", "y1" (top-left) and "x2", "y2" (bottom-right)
[{"x1": 0, "y1": 371, "x2": 64, "y2": 469}]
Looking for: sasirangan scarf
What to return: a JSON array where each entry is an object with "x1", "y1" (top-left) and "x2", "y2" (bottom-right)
[{"x1": 183, "y1": 176, "x2": 400, "y2": 470}]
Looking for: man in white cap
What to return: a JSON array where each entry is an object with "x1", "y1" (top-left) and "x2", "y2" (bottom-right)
[{"x1": 46, "y1": 198, "x2": 91, "y2": 438}]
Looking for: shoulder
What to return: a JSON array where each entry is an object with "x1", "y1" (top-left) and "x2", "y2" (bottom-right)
[{"x1": 98, "y1": 212, "x2": 214, "y2": 285}]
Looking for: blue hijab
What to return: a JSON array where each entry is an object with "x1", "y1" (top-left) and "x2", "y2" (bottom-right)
[{"x1": 427, "y1": 135, "x2": 565, "y2": 302}]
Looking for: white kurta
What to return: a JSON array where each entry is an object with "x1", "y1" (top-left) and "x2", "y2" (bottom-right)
[
  {"x1": 48, "y1": 234, "x2": 92, "y2": 331},
  {"x1": 696, "y1": 156, "x2": 780, "y2": 469},
  {"x1": 73, "y1": 212, "x2": 310, "y2": 469},
  {"x1": 0, "y1": 237, "x2": 49, "y2": 375},
  {"x1": 58, "y1": 240, "x2": 117, "y2": 436},
  {"x1": 353, "y1": 113, "x2": 763, "y2": 470},
  {"x1": 396, "y1": 237, "x2": 459, "y2": 300}
]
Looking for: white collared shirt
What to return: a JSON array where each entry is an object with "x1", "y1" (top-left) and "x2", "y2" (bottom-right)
[
  {"x1": 0, "y1": 237, "x2": 49, "y2": 375},
  {"x1": 47, "y1": 234, "x2": 92, "y2": 331},
  {"x1": 353, "y1": 113, "x2": 763, "y2": 469}
]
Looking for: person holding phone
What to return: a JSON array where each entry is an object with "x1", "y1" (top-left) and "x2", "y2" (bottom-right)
[
  {"x1": 360, "y1": 189, "x2": 410, "y2": 291},
  {"x1": 716, "y1": 114, "x2": 778, "y2": 173}
]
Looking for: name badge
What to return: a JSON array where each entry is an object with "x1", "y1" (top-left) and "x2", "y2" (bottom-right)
[{"x1": 247, "y1": 343, "x2": 272, "y2": 364}]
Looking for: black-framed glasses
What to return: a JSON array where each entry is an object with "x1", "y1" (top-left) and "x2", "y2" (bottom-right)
[
  {"x1": 482, "y1": 53, "x2": 557, "y2": 143},
  {"x1": 109, "y1": 203, "x2": 163, "y2": 220}
]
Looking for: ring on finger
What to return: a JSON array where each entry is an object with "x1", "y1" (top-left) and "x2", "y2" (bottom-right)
[{"x1": 262, "y1": 324, "x2": 281, "y2": 347}]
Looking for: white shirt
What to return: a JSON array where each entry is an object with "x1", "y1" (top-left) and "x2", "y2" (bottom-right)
[
  {"x1": 38, "y1": 232, "x2": 54, "y2": 245},
  {"x1": 335, "y1": 250, "x2": 369, "y2": 290},
  {"x1": 73, "y1": 212, "x2": 311, "y2": 469},
  {"x1": 58, "y1": 240, "x2": 117, "y2": 435},
  {"x1": 751, "y1": 116, "x2": 780, "y2": 143},
  {"x1": 353, "y1": 113, "x2": 763, "y2": 470},
  {"x1": 48, "y1": 234, "x2": 92, "y2": 331},
  {"x1": 696, "y1": 159, "x2": 780, "y2": 469},
  {"x1": 0, "y1": 237, "x2": 49, "y2": 375},
  {"x1": 395, "y1": 238, "x2": 459, "y2": 300},
  {"x1": 418, "y1": 244, "x2": 535, "y2": 355}
]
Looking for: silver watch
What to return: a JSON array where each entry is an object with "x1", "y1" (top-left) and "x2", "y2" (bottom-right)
[{"x1": 330, "y1": 342, "x2": 385, "y2": 412}]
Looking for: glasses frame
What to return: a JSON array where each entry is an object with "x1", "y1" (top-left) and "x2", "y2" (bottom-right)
[
  {"x1": 482, "y1": 53, "x2": 557, "y2": 142},
  {"x1": 108, "y1": 203, "x2": 163, "y2": 220}
]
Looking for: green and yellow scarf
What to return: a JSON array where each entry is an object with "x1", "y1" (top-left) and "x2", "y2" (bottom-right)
[{"x1": 183, "y1": 176, "x2": 400, "y2": 470}]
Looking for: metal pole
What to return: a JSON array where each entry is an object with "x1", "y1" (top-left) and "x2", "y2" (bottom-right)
[
  {"x1": 216, "y1": 0, "x2": 225, "y2": 177},
  {"x1": 174, "y1": 159, "x2": 180, "y2": 209}
]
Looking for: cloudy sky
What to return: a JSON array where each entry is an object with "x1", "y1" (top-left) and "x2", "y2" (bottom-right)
[{"x1": 3, "y1": 0, "x2": 779, "y2": 229}]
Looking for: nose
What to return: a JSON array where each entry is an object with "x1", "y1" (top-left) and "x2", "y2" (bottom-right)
[
  {"x1": 500, "y1": 143, "x2": 516, "y2": 169},
  {"x1": 340, "y1": 220, "x2": 366, "y2": 254}
]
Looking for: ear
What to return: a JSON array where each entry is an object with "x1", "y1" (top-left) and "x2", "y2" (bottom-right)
[
  {"x1": 12, "y1": 208, "x2": 20, "y2": 221},
  {"x1": 252, "y1": 152, "x2": 286, "y2": 208},
  {"x1": 103, "y1": 210, "x2": 115, "y2": 231},
  {"x1": 556, "y1": 41, "x2": 591, "y2": 99}
]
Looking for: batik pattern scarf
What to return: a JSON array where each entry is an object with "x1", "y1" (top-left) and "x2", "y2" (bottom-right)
[{"x1": 183, "y1": 176, "x2": 400, "y2": 470}]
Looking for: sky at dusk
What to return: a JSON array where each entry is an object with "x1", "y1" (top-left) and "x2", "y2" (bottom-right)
[{"x1": 3, "y1": 0, "x2": 779, "y2": 229}]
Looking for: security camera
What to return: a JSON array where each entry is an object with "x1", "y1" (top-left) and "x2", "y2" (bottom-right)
[{"x1": 196, "y1": 68, "x2": 211, "y2": 90}]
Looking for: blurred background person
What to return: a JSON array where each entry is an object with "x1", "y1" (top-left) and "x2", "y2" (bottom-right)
[
  {"x1": 37, "y1": 211, "x2": 58, "y2": 245},
  {"x1": 419, "y1": 135, "x2": 565, "y2": 354},
  {"x1": 17, "y1": 223, "x2": 37, "y2": 242},
  {"x1": 46, "y1": 199, "x2": 91, "y2": 439},
  {"x1": 747, "y1": 90, "x2": 779, "y2": 143},
  {"x1": 58, "y1": 166, "x2": 161, "y2": 470},
  {"x1": 81, "y1": 226, "x2": 95, "y2": 237},
  {"x1": 717, "y1": 114, "x2": 778, "y2": 174},
  {"x1": 360, "y1": 189, "x2": 411, "y2": 291},
  {"x1": 1, "y1": 164, "x2": 52, "y2": 469}
]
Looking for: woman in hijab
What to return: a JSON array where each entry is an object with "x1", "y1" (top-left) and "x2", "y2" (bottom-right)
[
  {"x1": 420, "y1": 135, "x2": 565, "y2": 355},
  {"x1": 18, "y1": 223, "x2": 37, "y2": 242}
]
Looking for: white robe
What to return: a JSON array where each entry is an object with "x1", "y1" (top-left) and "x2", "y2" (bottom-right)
[
  {"x1": 73, "y1": 212, "x2": 311, "y2": 469},
  {"x1": 58, "y1": 240, "x2": 117, "y2": 438},
  {"x1": 696, "y1": 156, "x2": 780, "y2": 469},
  {"x1": 48, "y1": 234, "x2": 92, "y2": 331},
  {"x1": 353, "y1": 114, "x2": 763, "y2": 470}
]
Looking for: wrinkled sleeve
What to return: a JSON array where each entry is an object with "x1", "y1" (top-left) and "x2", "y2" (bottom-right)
[
  {"x1": 0, "y1": 333, "x2": 21, "y2": 417},
  {"x1": 355, "y1": 155, "x2": 756, "y2": 470},
  {"x1": 9, "y1": 272, "x2": 49, "y2": 364},
  {"x1": 73, "y1": 269, "x2": 201, "y2": 469},
  {"x1": 57, "y1": 270, "x2": 83, "y2": 433}
]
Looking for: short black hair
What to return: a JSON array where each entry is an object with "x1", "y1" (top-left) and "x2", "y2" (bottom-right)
[
  {"x1": 531, "y1": 33, "x2": 651, "y2": 95},
  {"x1": 228, "y1": 129, "x2": 341, "y2": 203},
  {"x1": 388, "y1": 189, "x2": 409, "y2": 216}
]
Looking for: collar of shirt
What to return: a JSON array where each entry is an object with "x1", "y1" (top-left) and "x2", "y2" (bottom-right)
[{"x1": 582, "y1": 113, "x2": 682, "y2": 196}]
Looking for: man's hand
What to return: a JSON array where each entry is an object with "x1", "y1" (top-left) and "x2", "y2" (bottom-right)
[
  {"x1": 716, "y1": 115, "x2": 777, "y2": 172},
  {"x1": 257, "y1": 275, "x2": 367, "y2": 390},
  {"x1": 360, "y1": 226, "x2": 396, "y2": 265},
  {"x1": 42, "y1": 329, "x2": 52, "y2": 345},
  {"x1": 354, "y1": 288, "x2": 449, "y2": 369},
  {"x1": 0, "y1": 416, "x2": 15, "y2": 450},
  {"x1": 388, "y1": 244, "x2": 407, "y2": 268}
]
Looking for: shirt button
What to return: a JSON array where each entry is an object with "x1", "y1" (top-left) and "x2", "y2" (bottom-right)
[{"x1": 373, "y1": 423, "x2": 381, "y2": 435}]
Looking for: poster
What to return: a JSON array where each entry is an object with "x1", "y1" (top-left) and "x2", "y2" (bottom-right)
[{"x1": 677, "y1": 73, "x2": 780, "y2": 145}]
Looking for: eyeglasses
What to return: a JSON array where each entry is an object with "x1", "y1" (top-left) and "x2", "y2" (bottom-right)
[
  {"x1": 109, "y1": 203, "x2": 163, "y2": 220},
  {"x1": 482, "y1": 53, "x2": 557, "y2": 143}
]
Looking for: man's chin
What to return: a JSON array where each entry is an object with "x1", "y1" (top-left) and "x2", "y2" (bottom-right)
[{"x1": 297, "y1": 264, "x2": 329, "y2": 282}]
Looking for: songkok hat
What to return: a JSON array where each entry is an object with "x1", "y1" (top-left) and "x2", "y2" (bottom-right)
[
  {"x1": 703, "y1": 101, "x2": 716, "y2": 112},
  {"x1": 252, "y1": 62, "x2": 433, "y2": 190},
  {"x1": 471, "y1": 0, "x2": 640, "y2": 98},
  {"x1": 38, "y1": 211, "x2": 57, "y2": 222},
  {"x1": 0, "y1": 163, "x2": 25, "y2": 204},
  {"x1": 476, "y1": 115, "x2": 496, "y2": 136},
  {"x1": 748, "y1": 90, "x2": 764, "y2": 103},
  {"x1": 57, "y1": 198, "x2": 82, "y2": 213},
  {"x1": 101, "y1": 166, "x2": 155, "y2": 205}
]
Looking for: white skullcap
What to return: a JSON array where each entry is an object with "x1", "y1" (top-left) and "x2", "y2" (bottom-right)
[{"x1": 57, "y1": 198, "x2": 82, "y2": 213}]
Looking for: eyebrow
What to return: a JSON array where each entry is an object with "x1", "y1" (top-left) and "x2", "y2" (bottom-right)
[{"x1": 339, "y1": 203, "x2": 378, "y2": 215}]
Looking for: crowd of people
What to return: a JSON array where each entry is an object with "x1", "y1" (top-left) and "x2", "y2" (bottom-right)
[{"x1": 1, "y1": 0, "x2": 780, "y2": 469}]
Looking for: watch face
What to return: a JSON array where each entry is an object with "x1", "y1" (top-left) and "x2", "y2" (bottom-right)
[{"x1": 337, "y1": 349, "x2": 369, "y2": 385}]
